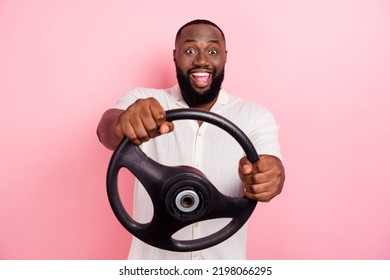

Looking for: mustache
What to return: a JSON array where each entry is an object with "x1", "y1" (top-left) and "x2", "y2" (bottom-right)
[{"x1": 185, "y1": 67, "x2": 215, "y2": 75}]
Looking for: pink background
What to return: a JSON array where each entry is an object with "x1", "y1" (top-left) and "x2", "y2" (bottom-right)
[{"x1": 1, "y1": 0, "x2": 389, "y2": 259}]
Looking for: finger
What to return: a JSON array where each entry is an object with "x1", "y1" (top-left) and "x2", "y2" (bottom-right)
[
  {"x1": 132, "y1": 114, "x2": 154, "y2": 143},
  {"x1": 146, "y1": 98, "x2": 175, "y2": 136},
  {"x1": 149, "y1": 101, "x2": 167, "y2": 126},
  {"x1": 159, "y1": 121, "x2": 174, "y2": 135},
  {"x1": 116, "y1": 120, "x2": 142, "y2": 146},
  {"x1": 139, "y1": 109, "x2": 160, "y2": 139},
  {"x1": 241, "y1": 171, "x2": 269, "y2": 185},
  {"x1": 238, "y1": 156, "x2": 253, "y2": 175},
  {"x1": 244, "y1": 188, "x2": 275, "y2": 202},
  {"x1": 245, "y1": 174, "x2": 284, "y2": 201},
  {"x1": 243, "y1": 182, "x2": 277, "y2": 202},
  {"x1": 114, "y1": 122, "x2": 124, "y2": 140}
]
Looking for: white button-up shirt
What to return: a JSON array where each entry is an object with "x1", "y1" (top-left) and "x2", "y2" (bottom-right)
[{"x1": 114, "y1": 85, "x2": 281, "y2": 259}]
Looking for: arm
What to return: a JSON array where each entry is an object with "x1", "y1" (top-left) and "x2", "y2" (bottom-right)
[
  {"x1": 96, "y1": 108, "x2": 125, "y2": 150},
  {"x1": 96, "y1": 98, "x2": 174, "y2": 150},
  {"x1": 237, "y1": 107, "x2": 285, "y2": 202}
]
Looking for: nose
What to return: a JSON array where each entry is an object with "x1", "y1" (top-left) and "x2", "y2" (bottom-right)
[{"x1": 194, "y1": 51, "x2": 210, "y2": 67}]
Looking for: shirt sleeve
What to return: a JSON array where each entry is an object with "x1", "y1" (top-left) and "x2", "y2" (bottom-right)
[
  {"x1": 248, "y1": 108, "x2": 282, "y2": 160},
  {"x1": 113, "y1": 88, "x2": 144, "y2": 110}
]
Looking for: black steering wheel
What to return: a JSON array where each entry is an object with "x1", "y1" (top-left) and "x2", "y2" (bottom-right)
[{"x1": 106, "y1": 108, "x2": 259, "y2": 252}]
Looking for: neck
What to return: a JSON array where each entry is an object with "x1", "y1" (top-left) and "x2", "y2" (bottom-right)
[{"x1": 189, "y1": 98, "x2": 217, "y2": 111}]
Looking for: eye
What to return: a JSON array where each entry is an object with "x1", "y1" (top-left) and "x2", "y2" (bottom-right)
[
  {"x1": 208, "y1": 49, "x2": 219, "y2": 55},
  {"x1": 185, "y1": 48, "x2": 196, "y2": 55}
]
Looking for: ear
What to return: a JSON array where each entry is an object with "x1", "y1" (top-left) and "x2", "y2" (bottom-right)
[
  {"x1": 173, "y1": 49, "x2": 177, "y2": 62},
  {"x1": 224, "y1": 49, "x2": 228, "y2": 63}
]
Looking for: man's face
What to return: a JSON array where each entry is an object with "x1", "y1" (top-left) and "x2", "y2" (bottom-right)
[{"x1": 173, "y1": 24, "x2": 227, "y2": 108}]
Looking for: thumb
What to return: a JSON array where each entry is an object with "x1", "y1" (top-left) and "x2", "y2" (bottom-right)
[
  {"x1": 159, "y1": 121, "x2": 174, "y2": 135},
  {"x1": 239, "y1": 156, "x2": 253, "y2": 175}
]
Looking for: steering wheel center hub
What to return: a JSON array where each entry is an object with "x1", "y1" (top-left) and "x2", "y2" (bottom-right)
[
  {"x1": 163, "y1": 173, "x2": 210, "y2": 220},
  {"x1": 175, "y1": 190, "x2": 199, "y2": 212}
]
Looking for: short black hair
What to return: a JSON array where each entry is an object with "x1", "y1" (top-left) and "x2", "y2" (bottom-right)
[{"x1": 175, "y1": 19, "x2": 226, "y2": 44}]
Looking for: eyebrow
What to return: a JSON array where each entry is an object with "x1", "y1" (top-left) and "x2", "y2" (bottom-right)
[{"x1": 183, "y1": 39, "x2": 222, "y2": 44}]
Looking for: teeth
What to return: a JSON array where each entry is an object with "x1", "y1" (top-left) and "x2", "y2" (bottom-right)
[{"x1": 192, "y1": 72, "x2": 209, "y2": 77}]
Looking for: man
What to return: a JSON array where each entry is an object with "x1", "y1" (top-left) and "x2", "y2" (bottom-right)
[{"x1": 97, "y1": 19, "x2": 285, "y2": 259}]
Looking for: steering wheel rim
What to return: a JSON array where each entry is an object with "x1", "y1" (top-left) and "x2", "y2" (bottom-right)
[{"x1": 107, "y1": 108, "x2": 259, "y2": 252}]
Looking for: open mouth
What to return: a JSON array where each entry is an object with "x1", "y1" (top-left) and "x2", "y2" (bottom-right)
[{"x1": 190, "y1": 71, "x2": 212, "y2": 89}]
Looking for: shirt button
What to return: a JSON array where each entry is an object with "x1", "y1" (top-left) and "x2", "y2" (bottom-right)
[{"x1": 194, "y1": 223, "x2": 199, "y2": 228}]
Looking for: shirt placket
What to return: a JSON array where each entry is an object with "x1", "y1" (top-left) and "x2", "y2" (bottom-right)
[{"x1": 190, "y1": 124, "x2": 205, "y2": 260}]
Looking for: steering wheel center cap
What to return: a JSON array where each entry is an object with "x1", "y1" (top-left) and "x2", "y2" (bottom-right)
[{"x1": 175, "y1": 190, "x2": 200, "y2": 212}]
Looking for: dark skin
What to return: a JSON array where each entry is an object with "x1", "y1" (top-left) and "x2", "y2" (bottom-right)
[{"x1": 97, "y1": 24, "x2": 285, "y2": 202}]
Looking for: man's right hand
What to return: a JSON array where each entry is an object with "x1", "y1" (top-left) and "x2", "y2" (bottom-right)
[{"x1": 115, "y1": 97, "x2": 174, "y2": 146}]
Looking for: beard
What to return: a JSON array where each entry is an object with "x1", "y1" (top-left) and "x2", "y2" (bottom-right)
[{"x1": 175, "y1": 65, "x2": 225, "y2": 108}]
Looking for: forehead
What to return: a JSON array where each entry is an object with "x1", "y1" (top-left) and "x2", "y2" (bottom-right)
[{"x1": 176, "y1": 24, "x2": 225, "y2": 48}]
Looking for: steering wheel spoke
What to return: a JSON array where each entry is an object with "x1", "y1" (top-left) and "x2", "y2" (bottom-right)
[
  {"x1": 109, "y1": 139, "x2": 181, "y2": 197},
  {"x1": 203, "y1": 190, "x2": 257, "y2": 221}
]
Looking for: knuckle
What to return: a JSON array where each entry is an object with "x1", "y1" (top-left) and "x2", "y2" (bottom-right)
[
  {"x1": 146, "y1": 126, "x2": 159, "y2": 138},
  {"x1": 117, "y1": 112, "x2": 127, "y2": 123},
  {"x1": 126, "y1": 131, "x2": 137, "y2": 141},
  {"x1": 137, "y1": 132, "x2": 150, "y2": 142},
  {"x1": 250, "y1": 173, "x2": 262, "y2": 184},
  {"x1": 127, "y1": 135, "x2": 140, "y2": 145}
]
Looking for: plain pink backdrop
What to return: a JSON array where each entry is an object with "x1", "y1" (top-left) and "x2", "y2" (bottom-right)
[{"x1": 1, "y1": 0, "x2": 389, "y2": 259}]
